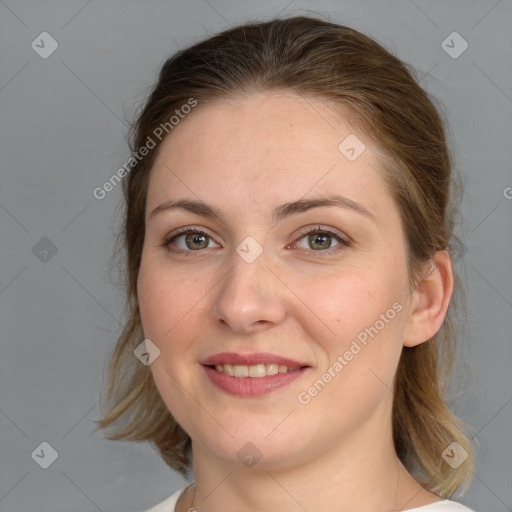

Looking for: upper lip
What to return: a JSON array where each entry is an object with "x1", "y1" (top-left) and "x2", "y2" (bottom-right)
[{"x1": 201, "y1": 352, "x2": 310, "y2": 367}]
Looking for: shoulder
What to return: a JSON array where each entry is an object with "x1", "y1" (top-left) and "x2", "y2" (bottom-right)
[
  {"x1": 408, "y1": 498, "x2": 477, "y2": 511},
  {"x1": 143, "y1": 483, "x2": 193, "y2": 512}
]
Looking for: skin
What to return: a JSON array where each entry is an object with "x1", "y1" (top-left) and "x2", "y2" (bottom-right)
[{"x1": 137, "y1": 90, "x2": 453, "y2": 512}]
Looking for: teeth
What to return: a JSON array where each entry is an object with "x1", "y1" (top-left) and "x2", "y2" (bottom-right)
[
  {"x1": 249, "y1": 364, "x2": 266, "y2": 377},
  {"x1": 234, "y1": 365, "x2": 249, "y2": 377},
  {"x1": 267, "y1": 363, "x2": 279, "y2": 375},
  {"x1": 213, "y1": 363, "x2": 301, "y2": 377}
]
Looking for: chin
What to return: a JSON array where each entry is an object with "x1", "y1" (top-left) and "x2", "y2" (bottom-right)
[{"x1": 191, "y1": 418, "x2": 315, "y2": 470}]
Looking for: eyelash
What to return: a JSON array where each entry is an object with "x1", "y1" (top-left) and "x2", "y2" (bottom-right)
[{"x1": 161, "y1": 225, "x2": 351, "y2": 256}]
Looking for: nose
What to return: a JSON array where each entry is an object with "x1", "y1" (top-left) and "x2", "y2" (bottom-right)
[{"x1": 212, "y1": 244, "x2": 287, "y2": 334}]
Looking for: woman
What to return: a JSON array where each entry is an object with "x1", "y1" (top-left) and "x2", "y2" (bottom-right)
[{"x1": 95, "y1": 15, "x2": 477, "y2": 512}]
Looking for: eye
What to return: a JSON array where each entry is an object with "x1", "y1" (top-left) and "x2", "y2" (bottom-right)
[
  {"x1": 163, "y1": 227, "x2": 220, "y2": 252},
  {"x1": 162, "y1": 225, "x2": 351, "y2": 255},
  {"x1": 291, "y1": 226, "x2": 350, "y2": 254}
]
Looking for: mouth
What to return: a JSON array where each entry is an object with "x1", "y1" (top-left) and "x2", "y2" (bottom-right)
[
  {"x1": 200, "y1": 352, "x2": 311, "y2": 396},
  {"x1": 204, "y1": 363, "x2": 306, "y2": 378}
]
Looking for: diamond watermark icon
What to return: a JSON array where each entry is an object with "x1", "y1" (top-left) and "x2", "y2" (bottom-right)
[
  {"x1": 441, "y1": 32, "x2": 468, "y2": 59},
  {"x1": 32, "y1": 237, "x2": 58, "y2": 262},
  {"x1": 236, "y1": 236, "x2": 263, "y2": 264},
  {"x1": 441, "y1": 442, "x2": 468, "y2": 469},
  {"x1": 31, "y1": 441, "x2": 58, "y2": 469},
  {"x1": 31, "y1": 32, "x2": 59, "y2": 59},
  {"x1": 134, "y1": 339, "x2": 161, "y2": 366},
  {"x1": 237, "y1": 442, "x2": 262, "y2": 468},
  {"x1": 338, "y1": 134, "x2": 366, "y2": 161}
]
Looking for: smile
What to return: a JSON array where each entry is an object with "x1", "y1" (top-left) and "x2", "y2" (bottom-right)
[{"x1": 209, "y1": 363, "x2": 303, "y2": 377}]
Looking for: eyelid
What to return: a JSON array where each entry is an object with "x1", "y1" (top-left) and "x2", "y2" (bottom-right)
[
  {"x1": 293, "y1": 224, "x2": 350, "y2": 244},
  {"x1": 162, "y1": 225, "x2": 220, "y2": 250},
  {"x1": 163, "y1": 225, "x2": 214, "y2": 244},
  {"x1": 289, "y1": 225, "x2": 351, "y2": 254}
]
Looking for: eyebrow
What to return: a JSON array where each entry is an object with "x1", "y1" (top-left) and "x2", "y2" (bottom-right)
[{"x1": 148, "y1": 195, "x2": 375, "y2": 224}]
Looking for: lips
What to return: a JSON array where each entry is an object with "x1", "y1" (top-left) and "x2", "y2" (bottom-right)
[
  {"x1": 200, "y1": 352, "x2": 309, "y2": 368},
  {"x1": 200, "y1": 352, "x2": 311, "y2": 396}
]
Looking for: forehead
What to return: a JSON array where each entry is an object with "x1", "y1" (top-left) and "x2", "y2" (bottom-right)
[
  {"x1": 146, "y1": 90, "x2": 391, "y2": 222},
  {"x1": 156, "y1": 90, "x2": 368, "y2": 163}
]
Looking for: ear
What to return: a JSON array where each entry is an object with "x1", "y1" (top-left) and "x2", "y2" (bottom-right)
[{"x1": 403, "y1": 250, "x2": 454, "y2": 348}]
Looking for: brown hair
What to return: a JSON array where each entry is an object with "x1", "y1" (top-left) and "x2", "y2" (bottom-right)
[{"x1": 94, "y1": 15, "x2": 475, "y2": 497}]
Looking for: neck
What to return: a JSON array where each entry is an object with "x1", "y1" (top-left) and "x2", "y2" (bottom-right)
[{"x1": 177, "y1": 413, "x2": 440, "y2": 512}]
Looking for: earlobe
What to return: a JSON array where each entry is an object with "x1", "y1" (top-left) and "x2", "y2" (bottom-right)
[{"x1": 403, "y1": 250, "x2": 454, "y2": 348}]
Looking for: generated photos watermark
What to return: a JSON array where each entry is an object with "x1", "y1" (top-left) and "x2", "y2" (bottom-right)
[
  {"x1": 93, "y1": 98, "x2": 198, "y2": 200},
  {"x1": 297, "y1": 301, "x2": 403, "y2": 405}
]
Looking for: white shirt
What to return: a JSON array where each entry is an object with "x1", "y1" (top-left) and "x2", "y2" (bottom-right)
[{"x1": 144, "y1": 483, "x2": 477, "y2": 512}]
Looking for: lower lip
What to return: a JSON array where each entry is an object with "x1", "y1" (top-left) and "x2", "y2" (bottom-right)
[{"x1": 202, "y1": 365, "x2": 309, "y2": 397}]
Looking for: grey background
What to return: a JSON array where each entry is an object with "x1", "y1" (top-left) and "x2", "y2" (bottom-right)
[{"x1": 1, "y1": 0, "x2": 511, "y2": 511}]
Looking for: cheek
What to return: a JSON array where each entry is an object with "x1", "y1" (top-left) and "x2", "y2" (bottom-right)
[
  {"x1": 137, "y1": 258, "x2": 202, "y2": 349},
  {"x1": 300, "y1": 276, "x2": 405, "y2": 420},
  {"x1": 310, "y1": 269, "x2": 402, "y2": 336},
  {"x1": 306, "y1": 269, "x2": 406, "y2": 382}
]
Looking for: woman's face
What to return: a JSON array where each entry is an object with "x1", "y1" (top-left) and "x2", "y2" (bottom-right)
[{"x1": 137, "y1": 90, "x2": 414, "y2": 470}]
